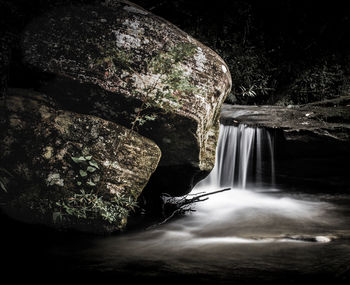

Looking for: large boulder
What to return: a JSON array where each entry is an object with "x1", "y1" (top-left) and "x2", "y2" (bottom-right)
[
  {"x1": 21, "y1": 0, "x2": 232, "y2": 195},
  {"x1": 0, "y1": 88, "x2": 161, "y2": 233}
]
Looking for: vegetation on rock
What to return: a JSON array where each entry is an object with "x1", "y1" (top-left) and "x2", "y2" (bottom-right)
[
  {"x1": 2, "y1": 0, "x2": 349, "y2": 233},
  {"x1": 19, "y1": 0, "x2": 231, "y2": 197},
  {"x1": 0, "y1": 90, "x2": 161, "y2": 233}
]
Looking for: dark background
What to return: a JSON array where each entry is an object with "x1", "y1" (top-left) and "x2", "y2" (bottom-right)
[
  {"x1": 0, "y1": 1, "x2": 349, "y2": 283},
  {"x1": 133, "y1": 0, "x2": 350, "y2": 104},
  {"x1": 1, "y1": 0, "x2": 350, "y2": 105}
]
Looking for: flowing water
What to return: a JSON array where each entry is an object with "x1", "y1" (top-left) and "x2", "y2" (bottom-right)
[
  {"x1": 197, "y1": 124, "x2": 275, "y2": 189},
  {"x1": 2, "y1": 124, "x2": 350, "y2": 283}
]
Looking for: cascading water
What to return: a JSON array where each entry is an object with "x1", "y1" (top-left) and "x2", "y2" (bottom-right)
[
  {"x1": 35, "y1": 123, "x2": 350, "y2": 284},
  {"x1": 197, "y1": 124, "x2": 275, "y2": 189}
]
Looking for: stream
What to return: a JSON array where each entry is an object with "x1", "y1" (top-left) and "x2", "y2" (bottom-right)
[{"x1": 1, "y1": 124, "x2": 350, "y2": 284}]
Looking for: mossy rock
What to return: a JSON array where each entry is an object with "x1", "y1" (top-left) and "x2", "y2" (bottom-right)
[
  {"x1": 0, "y1": 88, "x2": 161, "y2": 233},
  {"x1": 21, "y1": 0, "x2": 232, "y2": 195}
]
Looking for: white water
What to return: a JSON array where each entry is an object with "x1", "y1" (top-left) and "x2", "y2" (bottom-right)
[
  {"x1": 73, "y1": 124, "x2": 350, "y2": 282},
  {"x1": 4, "y1": 127, "x2": 349, "y2": 284},
  {"x1": 111, "y1": 124, "x2": 341, "y2": 249},
  {"x1": 188, "y1": 124, "x2": 333, "y2": 244},
  {"x1": 197, "y1": 124, "x2": 275, "y2": 189}
]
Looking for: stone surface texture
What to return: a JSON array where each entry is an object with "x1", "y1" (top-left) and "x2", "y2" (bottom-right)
[
  {"x1": 21, "y1": 0, "x2": 232, "y2": 194},
  {"x1": 0, "y1": 88, "x2": 161, "y2": 232}
]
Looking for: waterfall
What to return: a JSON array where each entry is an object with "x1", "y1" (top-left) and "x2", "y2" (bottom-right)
[{"x1": 198, "y1": 124, "x2": 275, "y2": 189}]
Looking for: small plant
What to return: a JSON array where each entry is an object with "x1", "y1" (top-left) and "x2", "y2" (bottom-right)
[
  {"x1": 50, "y1": 153, "x2": 137, "y2": 227},
  {"x1": 240, "y1": 85, "x2": 256, "y2": 97},
  {"x1": 54, "y1": 190, "x2": 138, "y2": 225},
  {"x1": 71, "y1": 155, "x2": 100, "y2": 188},
  {"x1": 219, "y1": 44, "x2": 275, "y2": 104}
]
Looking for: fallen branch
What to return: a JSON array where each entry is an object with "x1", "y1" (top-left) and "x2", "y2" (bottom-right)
[
  {"x1": 177, "y1": 188, "x2": 231, "y2": 207},
  {"x1": 146, "y1": 187, "x2": 231, "y2": 230}
]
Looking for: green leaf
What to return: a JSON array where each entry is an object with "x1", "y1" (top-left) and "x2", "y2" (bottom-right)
[
  {"x1": 77, "y1": 181, "x2": 82, "y2": 186},
  {"x1": 89, "y1": 160, "x2": 99, "y2": 169},
  {"x1": 72, "y1": 156, "x2": 86, "y2": 163},
  {"x1": 86, "y1": 180, "x2": 96, "y2": 187},
  {"x1": 87, "y1": 166, "x2": 97, "y2": 173},
  {"x1": 84, "y1": 155, "x2": 92, "y2": 161},
  {"x1": 79, "y1": 170, "x2": 88, "y2": 177}
]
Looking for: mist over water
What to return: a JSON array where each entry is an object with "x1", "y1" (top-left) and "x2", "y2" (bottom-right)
[
  {"x1": 47, "y1": 124, "x2": 350, "y2": 282},
  {"x1": 133, "y1": 125, "x2": 343, "y2": 243}
]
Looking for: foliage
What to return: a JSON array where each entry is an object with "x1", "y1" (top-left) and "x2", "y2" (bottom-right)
[
  {"x1": 54, "y1": 190, "x2": 137, "y2": 225},
  {"x1": 4, "y1": 152, "x2": 137, "y2": 230},
  {"x1": 289, "y1": 62, "x2": 344, "y2": 104},
  {"x1": 62, "y1": 153, "x2": 137, "y2": 225},
  {"x1": 220, "y1": 44, "x2": 275, "y2": 105},
  {"x1": 44, "y1": 153, "x2": 137, "y2": 226},
  {"x1": 71, "y1": 154, "x2": 100, "y2": 187},
  {"x1": 151, "y1": 0, "x2": 276, "y2": 105},
  {"x1": 51, "y1": 155, "x2": 136, "y2": 224},
  {"x1": 133, "y1": 0, "x2": 350, "y2": 106}
]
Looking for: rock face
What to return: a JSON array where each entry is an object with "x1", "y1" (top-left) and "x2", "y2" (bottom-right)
[
  {"x1": 221, "y1": 96, "x2": 350, "y2": 142},
  {"x1": 220, "y1": 98, "x2": 350, "y2": 191},
  {"x1": 0, "y1": 88, "x2": 161, "y2": 233},
  {"x1": 21, "y1": 0, "x2": 232, "y2": 195}
]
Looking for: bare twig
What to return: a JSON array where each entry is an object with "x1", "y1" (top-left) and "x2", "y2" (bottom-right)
[
  {"x1": 146, "y1": 188, "x2": 231, "y2": 230},
  {"x1": 177, "y1": 187, "x2": 231, "y2": 207}
]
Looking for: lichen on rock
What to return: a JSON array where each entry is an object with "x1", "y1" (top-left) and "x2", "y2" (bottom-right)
[
  {"x1": 0, "y1": 88, "x2": 161, "y2": 233},
  {"x1": 21, "y1": 0, "x2": 232, "y2": 195}
]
